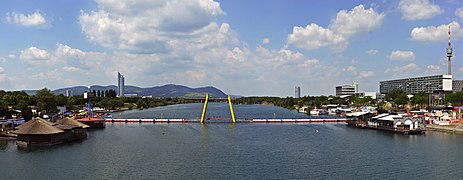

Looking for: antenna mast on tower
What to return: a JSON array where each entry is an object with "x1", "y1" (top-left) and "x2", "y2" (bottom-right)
[{"x1": 447, "y1": 25, "x2": 453, "y2": 75}]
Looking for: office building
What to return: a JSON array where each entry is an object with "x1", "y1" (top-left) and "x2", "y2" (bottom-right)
[
  {"x1": 295, "y1": 86, "x2": 301, "y2": 98},
  {"x1": 117, "y1": 72, "x2": 125, "y2": 97},
  {"x1": 379, "y1": 75, "x2": 452, "y2": 95},
  {"x1": 65, "y1": 89, "x2": 73, "y2": 97},
  {"x1": 336, "y1": 84, "x2": 355, "y2": 96}
]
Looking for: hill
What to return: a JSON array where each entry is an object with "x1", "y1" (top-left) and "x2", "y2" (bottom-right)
[{"x1": 27, "y1": 84, "x2": 228, "y2": 98}]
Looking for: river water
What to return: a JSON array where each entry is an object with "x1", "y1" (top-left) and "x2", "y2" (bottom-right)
[{"x1": 1, "y1": 103, "x2": 463, "y2": 179}]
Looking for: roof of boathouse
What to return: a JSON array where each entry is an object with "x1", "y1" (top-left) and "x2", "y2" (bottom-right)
[{"x1": 15, "y1": 118, "x2": 64, "y2": 135}]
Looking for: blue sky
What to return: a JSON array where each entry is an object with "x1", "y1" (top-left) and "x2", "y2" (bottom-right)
[{"x1": 1, "y1": 0, "x2": 463, "y2": 97}]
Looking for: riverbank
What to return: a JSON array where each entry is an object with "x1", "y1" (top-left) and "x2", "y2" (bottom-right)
[{"x1": 426, "y1": 124, "x2": 463, "y2": 133}]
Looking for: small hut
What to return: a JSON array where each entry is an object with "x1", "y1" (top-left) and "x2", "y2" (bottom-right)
[
  {"x1": 55, "y1": 117, "x2": 89, "y2": 141},
  {"x1": 15, "y1": 118, "x2": 65, "y2": 147}
]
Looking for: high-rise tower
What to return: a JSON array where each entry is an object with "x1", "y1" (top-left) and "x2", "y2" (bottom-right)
[
  {"x1": 295, "y1": 86, "x2": 301, "y2": 98},
  {"x1": 117, "y1": 72, "x2": 125, "y2": 97},
  {"x1": 447, "y1": 25, "x2": 453, "y2": 75}
]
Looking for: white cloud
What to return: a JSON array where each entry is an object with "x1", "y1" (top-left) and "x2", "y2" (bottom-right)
[
  {"x1": 5, "y1": 11, "x2": 47, "y2": 26},
  {"x1": 388, "y1": 50, "x2": 415, "y2": 61},
  {"x1": 0, "y1": 67, "x2": 6, "y2": 82},
  {"x1": 226, "y1": 47, "x2": 245, "y2": 62},
  {"x1": 262, "y1": 38, "x2": 270, "y2": 45},
  {"x1": 358, "y1": 71, "x2": 375, "y2": 78},
  {"x1": 55, "y1": 43, "x2": 85, "y2": 58},
  {"x1": 457, "y1": 7, "x2": 463, "y2": 20},
  {"x1": 287, "y1": 23, "x2": 346, "y2": 50},
  {"x1": 385, "y1": 63, "x2": 418, "y2": 74},
  {"x1": 20, "y1": 47, "x2": 51, "y2": 60},
  {"x1": 426, "y1": 65, "x2": 441, "y2": 74},
  {"x1": 366, "y1": 49, "x2": 379, "y2": 55},
  {"x1": 8, "y1": 54, "x2": 16, "y2": 59},
  {"x1": 79, "y1": 0, "x2": 228, "y2": 54},
  {"x1": 411, "y1": 21, "x2": 463, "y2": 42},
  {"x1": 330, "y1": 4, "x2": 385, "y2": 36},
  {"x1": 343, "y1": 66, "x2": 357, "y2": 72},
  {"x1": 399, "y1": 0, "x2": 442, "y2": 21},
  {"x1": 287, "y1": 4, "x2": 383, "y2": 50},
  {"x1": 62, "y1": 66, "x2": 83, "y2": 73}
]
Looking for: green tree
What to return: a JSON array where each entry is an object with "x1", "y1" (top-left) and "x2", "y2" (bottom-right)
[
  {"x1": 35, "y1": 88, "x2": 57, "y2": 113},
  {"x1": 411, "y1": 91, "x2": 428, "y2": 108},
  {"x1": 55, "y1": 94, "x2": 68, "y2": 106}
]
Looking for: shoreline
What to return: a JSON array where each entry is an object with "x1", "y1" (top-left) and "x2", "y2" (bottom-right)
[{"x1": 426, "y1": 124, "x2": 463, "y2": 133}]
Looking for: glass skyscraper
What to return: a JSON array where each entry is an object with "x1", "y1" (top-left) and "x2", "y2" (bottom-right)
[{"x1": 118, "y1": 72, "x2": 125, "y2": 97}]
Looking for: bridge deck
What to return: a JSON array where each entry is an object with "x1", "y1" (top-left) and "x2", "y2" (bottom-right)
[{"x1": 105, "y1": 118, "x2": 347, "y2": 123}]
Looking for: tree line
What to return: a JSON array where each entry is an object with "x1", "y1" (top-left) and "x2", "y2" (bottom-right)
[{"x1": 3, "y1": 87, "x2": 463, "y2": 121}]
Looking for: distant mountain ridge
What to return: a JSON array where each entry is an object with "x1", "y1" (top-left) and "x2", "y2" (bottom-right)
[{"x1": 27, "y1": 84, "x2": 228, "y2": 98}]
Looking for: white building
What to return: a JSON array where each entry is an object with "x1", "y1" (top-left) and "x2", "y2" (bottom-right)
[
  {"x1": 380, "y1": 75, "x2": 452, "y2": 95},
  {"x1": 65, "y1": 89, "x2": 73, "y2": 97},
  {"x1": 356, "y1": 92, "x2": 377, "y2": 99},
  {"x1": 336, "y1": 85, "x2": 355, "y2": 96}
]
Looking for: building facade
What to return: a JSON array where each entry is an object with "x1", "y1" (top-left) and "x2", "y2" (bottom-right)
[
  {"x1": 295, "y1": 86, "x2": 301, "y2": 98},
  {"x1": 379, "y1": 75, "x2": 452, "y2": 95},
  {"x1": 356, "y1": 92, "x2": 377, "y2": 99},
  {"x1": 65, "y1": 89, "x2": 73, "y2": 97},
  {"x1": 117, "y1": 72, "x2": 125, "y2": 97},
  {"x1": 452, "y1": 80, "x2": 463, "y2": 92},
  {"x1": 336, "y1": 85, "x2": 355, "y2": 96}
]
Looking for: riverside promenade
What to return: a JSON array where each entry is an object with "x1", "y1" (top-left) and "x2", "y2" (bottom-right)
[{"x1": 426, "y1": 124, "x2": 463, "y2": 133}]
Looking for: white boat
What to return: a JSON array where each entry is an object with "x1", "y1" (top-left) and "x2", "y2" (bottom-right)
[
  {"x1": 310, "y1": 108, "x2": 328, "y2": 115},
  {"x1": 298, "y1": 106, "x2": 309, "y2": 113}
]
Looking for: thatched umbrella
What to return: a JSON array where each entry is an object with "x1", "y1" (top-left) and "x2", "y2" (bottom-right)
[
  {"x1": 55, "y1": 117, "x2": 90, "y2": 129},
  {"x1": 15, "y1": 118, "x2": 64, "y2": 135}
]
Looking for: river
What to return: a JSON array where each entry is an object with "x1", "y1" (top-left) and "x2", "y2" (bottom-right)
[{"x1": 1, "y1": 103, "x2": 462, "y2": 179}]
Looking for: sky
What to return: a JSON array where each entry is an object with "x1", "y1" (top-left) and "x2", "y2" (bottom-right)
[{"x1": 1, "y1": 0, "x2": 463, "y2": 97}]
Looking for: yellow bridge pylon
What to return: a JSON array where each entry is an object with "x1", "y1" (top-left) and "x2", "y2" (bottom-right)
[{"x1": 200, "y1": 94, "x2": 236, "y2": 123}]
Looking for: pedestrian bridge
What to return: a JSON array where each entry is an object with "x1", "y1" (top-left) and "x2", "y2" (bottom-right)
[{"x1": 105, "y1": 94, "x2": 347, "y2": 123}]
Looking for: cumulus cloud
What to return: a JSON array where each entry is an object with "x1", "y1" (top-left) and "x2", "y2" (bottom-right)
[
  {"x1": 79, "y1": 0, "x2": 229, "y2": 54},
  {"x1": 287, "y1": 4, "x2": 384, "y2": 50},
  {"x1": 55, "y1": 43, "x2": 85, "y2": 58},
  {"x1": 287, "y1": 23, "x2": 346, "y2": 50},
  {"x1": 388, "y1": 50, "x2": 415, "y2": 61},
  {"x1": 329, "y1": 4, "x2": 385, "y2": 36},
  {"x1": 366, "y1": 49, "x2": 379, "y2": 55},
  {"x1": 5, "y1": 11, "x2": 47, "y2": 26},
  {"x1": 399, "y1": 0, "x2": 442, "y2": 21},
  {"x1": 262, "y1": 38, "x2": 270, "y2": 45},
  {"x1": 8, "y1": 54, "x2": 16, "y2": 59},
  {"x1": 411, "y1": 21, "x2": 463, "y2": 42},
  {"x1": 20, "y1": 47, "x2": 51, "y2": 60},
  {"x1": 226, "y1": 47, "x2": 245, "y2": 62},
  {"x1": 384, "y1": 63, "x2": 418, "y2": 74}
]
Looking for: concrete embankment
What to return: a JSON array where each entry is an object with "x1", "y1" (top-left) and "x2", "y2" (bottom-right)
[{"x1": 426, "y1": 124, "x2": 463, "y2": 133}]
